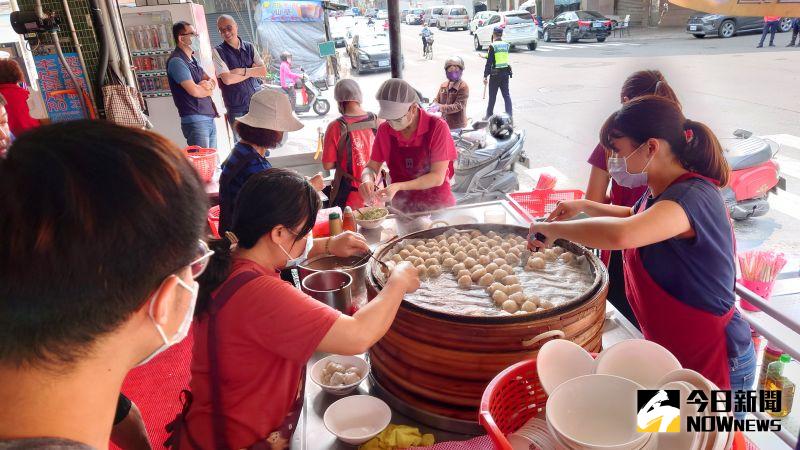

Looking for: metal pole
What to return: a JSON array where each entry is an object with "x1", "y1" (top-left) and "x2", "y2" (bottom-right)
[{"x1": 388, "y1": 0, "x2": 402, "y2": 78}]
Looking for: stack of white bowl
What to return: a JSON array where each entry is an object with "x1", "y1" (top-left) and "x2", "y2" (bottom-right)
[{"x1": 510, "y1": 339, "x2": 735, "y2": 450}]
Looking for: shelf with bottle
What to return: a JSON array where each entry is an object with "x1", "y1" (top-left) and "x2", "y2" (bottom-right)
[
  {"x1": 142, "y1": 91, "x2": 173, "y2": 98},
  {"x1": 137, "y1": 70, "x2": 167, "y2": 77},
  {"x1": 131, "y1": 49, "x2": 173, "y2": 56}
]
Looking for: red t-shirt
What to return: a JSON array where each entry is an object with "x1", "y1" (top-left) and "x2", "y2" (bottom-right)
[
  {"x1": 370, "y1": 108, "x2": 457, "y2": 172},
  {"x1": 0, "y1": 84, "x2": 40, "y2": 136},
  {"x1": 322, "y1": 114, "x2": 376, "y2": 208},
  {"x1": 586, "y1": 142, "x2": 647, "y2": 208},
  {"x1": 183, "y1": 259, "x2": 340, "y2": 449}
]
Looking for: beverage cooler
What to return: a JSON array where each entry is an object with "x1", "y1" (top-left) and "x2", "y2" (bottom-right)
[{"x1": 119, "y1": 3, "x2": 231, "y2": 152}]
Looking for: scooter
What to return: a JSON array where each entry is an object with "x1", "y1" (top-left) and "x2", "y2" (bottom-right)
[
  {"x1": 449, "y1": 119, "x2": 526, "y2": 205},
  {"x1": 266, "y1": 69, "x2": 330, "y2": 116},
  {"x1": 721, "y1": 129, "x2": 786, "y2": 220}
]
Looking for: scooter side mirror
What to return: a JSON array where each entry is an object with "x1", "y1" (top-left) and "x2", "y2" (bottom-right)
[{"x1": 733, "y1": 129, "x2": 753, "y2": 139}]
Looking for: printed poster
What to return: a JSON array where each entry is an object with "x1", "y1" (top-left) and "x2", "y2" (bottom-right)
[{"x1": 33, "y1": 53, "x2": 90, "y2": 122}]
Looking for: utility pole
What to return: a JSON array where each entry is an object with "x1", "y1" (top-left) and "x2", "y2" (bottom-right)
[{"x1": 388, "y1": 0, "x2": 402, "y2": 78}]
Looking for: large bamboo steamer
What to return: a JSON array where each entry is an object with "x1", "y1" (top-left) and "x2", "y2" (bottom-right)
[{"x1": 367, "y1": 224, "x2": 609, "y2": 423}]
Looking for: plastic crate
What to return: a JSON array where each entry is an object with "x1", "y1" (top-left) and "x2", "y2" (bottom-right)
[
  {"x1": 183, "y1": 146, "x2": 217, "y2": 183},
  {"x1": 506, "y1": 189, "x2": 584, "y2": 221}
]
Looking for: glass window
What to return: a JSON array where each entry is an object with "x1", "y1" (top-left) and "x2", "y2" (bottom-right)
[
  {"x1": 451, "y1": 8, "x2": 468, "y2": 15},
  {"x1": 433, "y1": 8, "x2": 444, "y2": 14},
  {"x1": 505, "y1": 13, "x2": 534, "y2": 25},
  {"x1": 576, "y1": 11, "x2": 606, "y2": 19}
]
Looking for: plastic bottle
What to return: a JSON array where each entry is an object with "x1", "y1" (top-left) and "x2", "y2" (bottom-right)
[
  {"x1": 159, "y1": 24, "x2": 170, "y2": 49},
  {"x1": 765, "y1": 354, "x2": 795, "y2": 417},
  {"x1": 137, "y1": 26, "x2": 149, "y2": 51},
  {"x1": 342, "y1": 206, "x2": 356, "y2": 232},
  {"x1": 758, "y1": 343, "x2": 784, "y2": 389},
  {"x1": 329, "y1": 212, "x2": 343, "y2": 236},
  {"x1": 127, "y1": 27, "x2": 139, "y2": 51}
]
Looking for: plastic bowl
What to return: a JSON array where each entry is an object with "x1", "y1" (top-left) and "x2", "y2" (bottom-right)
[
  {"x1": 355, "y1": 206, "x2": 389, "y2": 229},
  {"x1": 310, "y1": 355, "x2": 370, "y2": 396},
  {"x1": 546, "y1": 374, "x2": 648, "y2": 450},
  {"x1": 537, "y1": 338, "x2": 596, "y2": 395},
  {"x1": 323, "y1": 395, "x2": 391, "y2": 445},
  {"x1": 595, "y1": 339, "x2": 682, "y2": 389}
]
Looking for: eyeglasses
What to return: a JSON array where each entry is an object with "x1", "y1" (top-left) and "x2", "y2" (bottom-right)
[
  {"x1": 446, "y1": 66, "x2": 461, "y2": 72},
  {"x1": 219, "y1": 25, "x2": 234, "y2": 33},
  {"x1": 180, "y1": 32, "x2": 199, "y2": 38},
  {"x1": 189, "y1": 240, "x2": 214, "y2": 279}
]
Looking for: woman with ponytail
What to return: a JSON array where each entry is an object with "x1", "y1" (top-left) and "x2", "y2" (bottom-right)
[
  {"x1": 530, "y1": 96, "x2": 754, "y2": 401},
  {"x1": 175, "y1": 168, "x2": 420, "y2": 450},
  {"x1": 584, "y1": 70, "x2": 681, "y2": 330}
]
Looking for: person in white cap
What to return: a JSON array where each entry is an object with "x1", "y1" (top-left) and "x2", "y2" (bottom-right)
[
  {"x1": 218, "y1": 89, "x2": 308, "y2": 233},
  {"x1": 358, "y1": 78, "x2": 457, "y2": 213},
  {"x1": 322, "y1": 79, "x2": 379, "y2": 209}
]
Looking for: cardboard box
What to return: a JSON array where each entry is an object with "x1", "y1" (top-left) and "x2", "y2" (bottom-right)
[
  {"x1": 157, "y1": 0, "x2": 170, "y2": 5},
  {"x1": 135, "y1": 0, "x2": 147, "y2": 5}
]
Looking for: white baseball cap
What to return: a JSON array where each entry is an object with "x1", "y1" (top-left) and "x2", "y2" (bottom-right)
[
  {"x1": 236, "y1": 89, "x2": 303, "y2": 132},
  {"x1": 375, "y1": 79, "x2": 420, "y2": 120}
]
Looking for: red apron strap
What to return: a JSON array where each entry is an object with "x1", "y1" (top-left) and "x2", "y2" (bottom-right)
[{"x1": 207, "y1": 270, "x2": 261, "y2": 450}]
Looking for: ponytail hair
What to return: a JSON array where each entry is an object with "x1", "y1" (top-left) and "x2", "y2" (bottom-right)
[
  {"x1": 196, "y1": 168, "x2": 321, "y2": 316},
  {"x1": 600, "y1": 96, "x2": 729, "y2": 187},
  {"x1": 620, "y1": 70, "x2": 681, "y2": 108}
]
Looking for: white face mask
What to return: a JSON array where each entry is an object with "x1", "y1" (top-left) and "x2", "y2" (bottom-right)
[
  {"x1": 136, "y1": 277, "x2": 198, "y2": 367},
  {"x1": 189, "y1": 37, "x2": 201, "y2": 54},
  {"x1": 278, "y1": 229, "x2": 314, "y2": 268},
  {"x1": 388, "y1": 110, "x2": 413, "y2": 131}
]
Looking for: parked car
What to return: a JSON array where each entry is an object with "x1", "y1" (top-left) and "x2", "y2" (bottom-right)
[
  {"x1": 437, "y1": 5, "x2": 470, "y2": 31},
  {"x1": 331, "y1": 25, "x2": 349, "y2": 48},
  {"x1": 470, "y1": 11, "x2": 493, "y2": 34},
  {"x1": 347, "y1": 32, "x2": 391, "y2": 74},
  {"x1": 406, "y1": 8, "x2": 425, "y2": 25},
  {"x1": 424, "y1": 6, "x2": 445, "y2": 27},
  {"x1": 377, "y1": 10, "x2": 388, "y2": 20},
  {"x1": 542, "y1": 10, "x2": 612, "y2": 43},
  {"x1": 686, "y1": 14, "x2": 793, "y2": 38},
  {"x1": 401, "y1": 9, "x2": 409, "y2": 23},
  {"x1": 365, "y1": 8, "x2": 377, "y2": 18},
  {"x1": 474, "y1": 11, "x2": 538, "y2": 51}
]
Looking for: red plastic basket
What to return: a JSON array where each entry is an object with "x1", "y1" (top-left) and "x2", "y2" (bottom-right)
[
  {"x1": 184, "y1": 146, "x2": 218, "y2": 183},
  {"x1": 506, "y1": 189, "x2": 585, "y2": 221},
  {"x1": 207, "y1": 205, "x2": 220, "y2": 239}
]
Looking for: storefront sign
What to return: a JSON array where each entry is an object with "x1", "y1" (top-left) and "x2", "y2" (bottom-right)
[
  {"x1": 260, "y1": 0, "x2": 323, "y2": 22},
  {"x1": 317, "y1": 40, "x2": 335, "y2": 57},
  {"x1": 33, "y1": 53, "x2": 90, "y2": 122}
]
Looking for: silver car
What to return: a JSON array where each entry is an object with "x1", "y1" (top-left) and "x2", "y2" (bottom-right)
[{"x1": 437, "y1": 5, "x2": 470, "y2": 31}]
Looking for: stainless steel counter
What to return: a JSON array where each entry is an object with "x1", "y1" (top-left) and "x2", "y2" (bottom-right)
[{"x1": 291, "y1": 201, "x2": 644, "y2": 449}]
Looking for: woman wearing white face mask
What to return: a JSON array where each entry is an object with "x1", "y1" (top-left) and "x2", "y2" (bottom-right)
[
  {"x1": 174, "y1": 168, "x2": 420, "y2": 450},
  {"x1": 529, "y1": 96, "x2": 754, "y2": 397},
  {"x1": 358, "y1": 78, "x2": 457, "y2": 213}
]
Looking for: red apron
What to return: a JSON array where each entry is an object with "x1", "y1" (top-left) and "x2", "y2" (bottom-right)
[
  {"x1": 386, "y1": 127, "x2": 455, "y2": 213},
  {"x1": 622, "y1": 172, "x2": 733, "y2": 390}
]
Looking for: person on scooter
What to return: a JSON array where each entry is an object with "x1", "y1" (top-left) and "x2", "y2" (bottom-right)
[
  {"x1": 484, "y1": 26, "x2": 512, "y2": 119},
  {"x1": 528, "y1": 96, "x2": 755, "y2": 398},
  {"x1": 322, "y1": 79, "x2": 379, "y2": 209},
  {"x1": 358, "y1": 78, "x2": 457, "y2": 213},
  {"x1": 584, "y1": 69, "x2": 680, "y2": 329},
  {"x1": 432, "y1": 56, "x2": 469, "y2": 131},
  {"x1": 279, "y1": 51, "x2": 303, "y2": 108},
  {"x1": 420, "y1": 26, "x2": 433, "y2": 56}
]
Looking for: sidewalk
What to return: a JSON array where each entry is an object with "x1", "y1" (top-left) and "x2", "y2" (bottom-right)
[{"x1": 608, "y1": 25, "x2": 688, "y2": 42}]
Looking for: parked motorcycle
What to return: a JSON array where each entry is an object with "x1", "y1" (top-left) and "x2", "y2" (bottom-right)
[
  {"x1": 266, "y1": 68, "x2": 330, "y2": 116},
  {"x1": 721, "y1": 129, "x2": 785, "y2": 220},
  {"x1": 450, "y1": 115, "x2": 526, "y2": 205}
]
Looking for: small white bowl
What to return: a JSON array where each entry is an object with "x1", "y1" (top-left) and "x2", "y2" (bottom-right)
[
  {"x1": 547, "y1": 374, "x2": 648, "y2": 450},
  {"x1": 310, "y1": 355, "x2": 369, "y2": 396},
  {"x1": 355, "y1": 206, "x2": 389, "y2": 229},
  {"x1": 537, "y1": 338, "x2": 596, "y2": 395},
  {"x1": 645, "y1": 381, "x2": 699, "y2": 450},
  {"x1": 595, "y1": 339, "x2": 681, "y2": 389},
  {"x1": 323, "y1": 395, "x2": 391, "y2": 445}
]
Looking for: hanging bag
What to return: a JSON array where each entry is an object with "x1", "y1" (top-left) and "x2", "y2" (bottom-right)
[{"x1": 102, "y1": 68, "x2": 151, "y2": 129}]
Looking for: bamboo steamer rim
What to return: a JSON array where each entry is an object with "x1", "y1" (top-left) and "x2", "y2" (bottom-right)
[{"x1": 370, "y1": 224, "x2": 607, "y2": 324}]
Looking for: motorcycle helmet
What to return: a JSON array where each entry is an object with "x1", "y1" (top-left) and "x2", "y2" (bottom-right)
[
  {"x1": 280, "y1": 51, "x2": 292, "y2": 62},
  {"x1": 489, "y1": 113, "x2": 513, "y2": 139},
  {"x1": 493, "y1": 26, "x2": 504, "y2": 36},
  {"x1": 444, "y1": 56, "x2": 465, "y2": 71}
]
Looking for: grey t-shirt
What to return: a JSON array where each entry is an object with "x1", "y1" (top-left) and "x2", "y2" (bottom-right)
[{"x1": 0, "y1": 438, "x2": 96, "y2": 449}]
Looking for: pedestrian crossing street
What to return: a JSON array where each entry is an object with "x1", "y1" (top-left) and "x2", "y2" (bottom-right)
[{"x1": 535, "y1": 42, "x2": 642, "y2": 52}]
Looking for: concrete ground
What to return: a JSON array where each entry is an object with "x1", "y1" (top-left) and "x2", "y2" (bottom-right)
[{"x1": 280, "y1": 19, "x2": 800, "y2": 275}]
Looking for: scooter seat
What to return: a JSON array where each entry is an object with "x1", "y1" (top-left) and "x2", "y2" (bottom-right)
[{"x1": 724, "y1": 137, "x2": 773, "y2": 171}]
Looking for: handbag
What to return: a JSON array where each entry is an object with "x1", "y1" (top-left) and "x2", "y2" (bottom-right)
[{"x1": 102, "y1": 68, "x2": 151, "y2": 129}]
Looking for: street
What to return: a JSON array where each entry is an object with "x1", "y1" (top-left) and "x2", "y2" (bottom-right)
[{"x1": 314, "y1": 17, "x2": 800, "y2": 271}]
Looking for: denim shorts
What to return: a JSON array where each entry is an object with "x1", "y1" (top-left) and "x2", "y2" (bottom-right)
[{"x1": 729, "y1": 340, "x2": 757, "y2": 420}]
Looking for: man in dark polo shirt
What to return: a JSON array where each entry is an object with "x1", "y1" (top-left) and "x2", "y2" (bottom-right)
[
  {"x1": 212, "y1": 15, "x2": 267, "y2": 140},
  {"x1": 167, "y1": 21, "x2": 219, "y2": 148}
]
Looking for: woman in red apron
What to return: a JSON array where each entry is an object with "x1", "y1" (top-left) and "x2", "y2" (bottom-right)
[
  {"x1": 172, "y1": 169, "x2": 420, "y2": 450},
  {"x1": 529, "y1": 96, "x2": 755, "y2": 396},
  {"x1": 358, "y1": 79, "x2": 456, "y2": 213},
  {"x1": 584, "y1": 70, "x2": 681, "y2": 330}
]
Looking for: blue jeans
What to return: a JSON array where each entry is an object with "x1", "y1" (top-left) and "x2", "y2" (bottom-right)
[
  {"x1": 181, "y1": 117, "x2": 217, "y2": 149},
  {"x1": 729, "y1": 340, "x2": 757, "y2": 421},
  {"x1": 226, "y1": 111, "x2": 246, "y2": 141},
  {"x1": 758, "y1": 21, "x2": 779, "y2": 46}
]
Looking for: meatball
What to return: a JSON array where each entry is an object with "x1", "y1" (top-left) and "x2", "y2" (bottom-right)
[
  {"x1": 526, "y1": 257, "x2": 546, "y2": 271},
  {"x1": 485, "y1": 263, "x2": 500, "y2": 274},
  {"x1": 428, "y1": 265, "x2": 442, "y2": 278},
  {"x1": 492, "y1": 269, "x2": 509, "y2": 281},
  {"x1": 509, "y1": 292, "x2": 526, "y2": 306},
  {"x1": 502, "y1": 300, "x2": 519, "y2": 314},
  {"x1": 451, "y1": 263, "x2": 466, "y2": 274},
  {"x1": 493, "y1": 258, "x2": 506, "y2": 267},
  {"x1": 539, "y1": 300, "x2": 555, "y2": 309},
  {"x1": 458, "y1": 275, "x2": 472, "y2": 289},
  {"x1": 464, "y1": 257, "x2": 478, "y2": 269},
  {"x1": 454, "y1": 251, "x2": 468, "y2": 262},
  {"x1": 478, "y1": 273, "x2": 494, "y2": 287},
  {"x1": 478, "y1": 255, "x2": 492, "y2": 266},
  {"x1": 467, "y1": 248, "x2": 479, "y2": 259},
  {"x1": 457, "y1": 269, "x2": 471, "y2": 280},
  {"x1": 399, "y1": 249, "x2": 411, "y2": 258},
  {"x1": 559, "y1": 252, "x2": 575, "y2": 264},
  {"x1": 492, "y1": 290, "x2": 508, "y2": 306},
  {"x1": 507, "y1": 254, "x2": 521, "y2": 267},
  {"x1": 478, "y1": 247, "x2": 491, "y2": 256},
  {"x1": 494, "y1": 249, "x2": 507, "y2": 258},
  {"x1": 416, "y1": 265, "x2": 429, "y2": 280},
  {"x1": 425, "y1": 258, "x2": 439, "y2": 268},
  {"x1": 521, "y1": 301, "x2": 538, "y2": 313},
  {"x1": 506, "y1": 284, "x2": 523, "y2": 295},
  {"x1": 501, "y1": 264, "x2": 515, "y2": 274},
  {"x1": 391, "y1": 254, "x2": 403, "y2": 263},
  {"x1": 502, "y1": 275, "x2": 519, "y2": 286},
  {"x1": 486, "y1": 282, "x2": 505, "y2": 295},
  {"x1": 442, "y1": 258, "x2": 458, "y2": 269}
]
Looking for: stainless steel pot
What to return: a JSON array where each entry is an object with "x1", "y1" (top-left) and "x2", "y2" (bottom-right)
[
  {"x1": 298, "y1": 254, "x2": 369, "y2": 298},
  {"x1": 301, "y1": 270, "x2": 353, "y2": 314}
]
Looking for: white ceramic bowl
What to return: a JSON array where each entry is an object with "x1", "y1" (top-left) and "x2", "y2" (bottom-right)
[
  {"x1": 323, "y1": 395, "x2": 391, "y2": 445},
  {"x1": 547, "y1": 374, "x2": 649, "y2": 450},
  {"x1": 645, "y1": 381, "x2": 699, "y2": 450},
  {"x1": 310, "y1": 355, "x2": 370, "y2": 396},
  {"x1": 537, "y1": 338, "x2": 596, "y2": 395},
  {"x1": 595, "y1": 339, "x2": 682, "y2": 389},
  {"x1": 355, "y1": 206, "x2": 389, "y2": 229}
]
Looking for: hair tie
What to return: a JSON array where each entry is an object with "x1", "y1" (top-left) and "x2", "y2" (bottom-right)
[
  {"x1": 684, "y1": 128, "x2": 694, "y2": 143},
  {"x1": 654, "y1": 80, "x2": 662, "y2": 93},
  {"x1": 224, "y1": 231, "x2": 239, "y2": 251}
]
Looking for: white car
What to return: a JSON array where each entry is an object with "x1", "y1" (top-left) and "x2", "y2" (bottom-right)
[
  {"x1": 470, "y1": 11, "x2": 493, "y2": 34},
  {"x1": 377, "y1": 10, "x2": 388, "y2": 20},
  {"x1": 474, "y1": 11, "x2": 538, "y2": 51}
]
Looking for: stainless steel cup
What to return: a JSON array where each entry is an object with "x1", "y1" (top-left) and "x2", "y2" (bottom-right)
[{"x1": 301, "y1": 270, "x2": 353, "y2": 315}]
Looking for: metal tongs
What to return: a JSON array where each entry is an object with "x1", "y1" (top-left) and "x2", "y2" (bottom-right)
[{"x1": 352, "y1": 249, "x2": 389, "y2": 273}]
